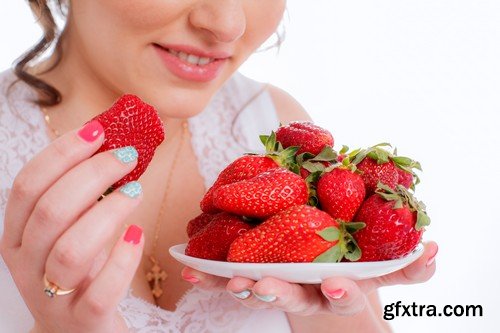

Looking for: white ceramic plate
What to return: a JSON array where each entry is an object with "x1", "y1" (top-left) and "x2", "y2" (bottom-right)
[{"x1": 169, "y1": 243, "x2": 424, "y2": 284}]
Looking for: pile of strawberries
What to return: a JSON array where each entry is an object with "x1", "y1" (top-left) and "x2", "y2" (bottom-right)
[{"x1": 186, "y1": 122, "x2": 430, "y2": 263}]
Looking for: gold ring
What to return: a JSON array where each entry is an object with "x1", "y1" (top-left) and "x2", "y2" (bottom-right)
[{"x1": 43, "y1": 274, "x2": 76, "y2": 298}]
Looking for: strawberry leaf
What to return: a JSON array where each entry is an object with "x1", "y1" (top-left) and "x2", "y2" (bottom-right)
[
  {"x1": 343, "y1": 235, "x2": 362, "y2": 261},
  {"x1": 297, "y1": 152, "x2": 315, "y2": 165},
  {"x1": 259, "y1": 135, "x2": 269, "y2": 147},
  {"x1": 302, "y1": 161, "x2": 326, "y2": 173},
  {"x1": 393, "y1": 198, "x2": 404, "y2": 209},
  {"x1": 350, "y1": 149, "x2": 366, "y2": 165},
  {"x1": 281, "y1": 146, "x2": 300, "y2": 159},
  {"x1": 339, "y1": 145, "x2": 350, "y2": 155},
  {"x1": 416, "y1": 210, "x2": 431, "y2": 230},
  {"x1": 374, "y1": 149, "x2": 390, "y2": 164},
  {"x1": 310, "y1": 146, "x2": 337, "y2": 162},
  {"x1": 265, "y1": 131, "x2": 277, "y2": 153},
  {"x1": 305, "y1": 170, "x2": 323, "y2": 184},
  {"x1": 391, "y1": 156, "x2": 414, "y2": 167},
  {"x1": 313, "y1": 244, "x2": 342, "y2": 263},
  {"x1": 344, "y1": 222, "x2": 366, "y2": 233},
  {"x1": 373, "y1": 142, "x2": 392, "y2": 148},
  {"x1": 316, "y1": 227, "x2": 340, "y2": 242}
]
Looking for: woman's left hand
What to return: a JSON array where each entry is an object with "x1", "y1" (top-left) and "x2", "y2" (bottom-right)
[{"x1": 181, "y1": 241, "x2": 437, "y2": 316}]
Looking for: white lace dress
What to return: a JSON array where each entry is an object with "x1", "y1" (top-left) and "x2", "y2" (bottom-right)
[{"x1": 0, "y1": 70, "x2": 291, "y2": 332}]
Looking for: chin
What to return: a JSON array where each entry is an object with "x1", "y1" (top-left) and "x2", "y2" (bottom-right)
[{"x1": 136, "y1": 85, "x2": 215, "y2": 120}]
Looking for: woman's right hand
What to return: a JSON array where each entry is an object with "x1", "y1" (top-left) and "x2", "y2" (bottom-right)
[{"x1": 0, "y1": 120, "x2": 145, "y2": 333}]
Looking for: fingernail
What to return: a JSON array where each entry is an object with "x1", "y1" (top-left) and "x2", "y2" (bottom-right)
[
  {"x1": 120, "y1": 181, "x2": 142, "y2": 199},
  {"x1": 325, "y1": 288, "x2": 346, "y2": 299},
  {"x1": 78, "y1": 120, "x2": 104, "y2": 143},
  {"x1": 114, "y1": 146, "x2": 138, "y2": 164},
  {"x1": 182, "y1": 275, "x2": 200, "y2": 284},
  {"x1": 231, "y1": 289, "x2": 251, "y2": 300},
  {"x1": 123, "y1": 224, "x2": 142, "y2": 245},
  {"x1": 426, "y1": 246, "x2": 439, "y2": 267},
  {"x1": 253, "y1": 292, "x2": 277, "y2": 303}
]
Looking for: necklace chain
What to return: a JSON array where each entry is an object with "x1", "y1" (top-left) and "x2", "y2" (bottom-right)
[{"x1": 41, "y1": 107, "x2": 188, "y2": 299}]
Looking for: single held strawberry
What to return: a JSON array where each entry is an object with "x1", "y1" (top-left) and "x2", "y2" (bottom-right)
[
  {"x1": 185, "y1": 213, "x2": 253, "y2": 261},
  {"x1": 92, "y1": 94, "x2": 165, "y2": 189},
  {"x1": 351, "y1": 143, "x2": 421, "y2": 194},
  {"x1": 275, "y1": 121, "x2": 334, "y2": 156},
  {"x1": 200, "y1": 155, "x2": 280, "y2": 213},
  {"x1": 186, "y1": 212, "x2": 216, "y2": 238},
  {"x1": 227, "y1": 205, "x2": 364, "y2": 263},
  {"x1": 212, "y1": 168, "x2": 309, "y2": 219},
  {"x1": 317, "y1": 167, "x2": 366, "y2": 222},
  {"x1": 353, "y1": 183, "x2": 430, "y2": 261}
]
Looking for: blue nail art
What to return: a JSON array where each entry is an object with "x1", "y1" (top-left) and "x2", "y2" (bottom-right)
[
  {"x1": 114, "y1": 146, "x2": 138, "y2": 164},
  {"x1": 253, "y1": 292, "x2": 277, "y2": 303},
  {"x1": 120, "y1": 182, "x2": 142, "y2": 199},
  {"x1": 231, "y1": 290, "x2": 251, "y2": 300}
]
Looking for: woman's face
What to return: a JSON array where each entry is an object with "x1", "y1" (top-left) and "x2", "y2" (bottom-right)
[{"x1": 66, "y1": 0, "x2": 286, "y2": 117}]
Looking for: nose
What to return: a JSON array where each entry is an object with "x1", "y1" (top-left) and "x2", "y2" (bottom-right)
[{"x1": 189, "y1": 0, "x2": 246, "y2": 43}]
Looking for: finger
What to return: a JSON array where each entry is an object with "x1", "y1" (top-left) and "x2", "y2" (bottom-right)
[
  {"x1": 3, "y1": 121, "x2": 104, "y2": 248},
  {"x1": 358, "y1": 241, "x2": 439, "y2": 293},
  {"x1": 321, "y1": 277, "x2": 367, "y2": 316},
  {"x1": 232, "y1": 277, "x2": 324, "y2": 314},
  {"x1": 76, "y1": 225, "x2": 144, "y2": 321},
  {"x1": 45, "y1": 182, "x2": 143, "y2": 291},
  {"x1": 180, "y1": 267, "x2": 229, "y2": 291},
  {"x1": 225, "y1": 277, "x2": 274, "y2": 310},
  {"x1": 22, "y1": 147, "x2": 138, "y2": 271}
]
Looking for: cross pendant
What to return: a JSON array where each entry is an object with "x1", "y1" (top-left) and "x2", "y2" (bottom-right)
[{"x1": 146, "y1": 256, "x2": 168, "y2": 299}]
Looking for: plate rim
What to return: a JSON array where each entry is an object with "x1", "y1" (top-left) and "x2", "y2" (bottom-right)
[{"x1": 168, "y1": 243, "x2": 425, "y2": 268}]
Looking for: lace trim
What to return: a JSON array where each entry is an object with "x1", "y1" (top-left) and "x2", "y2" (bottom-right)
[{"x1": 118, "y1": 288, "x2": 255, "y2": 332}]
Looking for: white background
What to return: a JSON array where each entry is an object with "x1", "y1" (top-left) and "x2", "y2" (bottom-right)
[{"x1": 1, "y1": 1, "x2": 499, "y2": 332}]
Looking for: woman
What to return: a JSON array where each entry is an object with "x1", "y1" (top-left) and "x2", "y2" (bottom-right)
[{"x1": 0, "y1": 1, "x2": 438, "y2": 332}]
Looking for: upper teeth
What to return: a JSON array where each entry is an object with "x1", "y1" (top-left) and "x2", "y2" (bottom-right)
[{"x1": 168, "y1": 49, "x2": 214, "y2": 66}]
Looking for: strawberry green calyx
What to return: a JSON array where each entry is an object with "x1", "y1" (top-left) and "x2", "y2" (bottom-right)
[
  {"x1": 313, "y1": 221, "x2": 365, "y2": 263},
  {"x1": 351, "y1": 143, "x2": 422, "y2": 190},
  {"x1": 260, "y1": 131, "x2": 300, "y2": 173},
  {"x1": 351, "y1": 143, "x2": 392, "y2": 165},
  {"x1": 375, "y1": 183, "x2": 431, "y2": 230},
  {"x1": 297, "y1": 147, "x2": 339, "y2": 207}
]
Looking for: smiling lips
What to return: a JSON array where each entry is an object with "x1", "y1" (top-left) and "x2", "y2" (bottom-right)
[{"x1": 154, "y1": 44, "x2": 230, "y2": 82}]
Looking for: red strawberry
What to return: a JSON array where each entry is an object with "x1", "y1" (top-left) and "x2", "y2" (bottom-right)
[
  {"x1": 275, "y1": 121, "x2": 334, "y2": 156},
  {"x1": 213, "y1": 168, "x2": 308, "y2": 219},
  {"x1": 357, "y1": 157, "x2": 398, "y2": 195},
  {"x1": 186, "y1": 212, "x2": 216, "y2": 238},
  {"x1": 353, "y1": 184, "x2": 430, "y2": 261},
  {"x1": 396, "y1": 168, "x2": 413, "y2": 189},
  {"x1": 185, "y1": 213, "x2": 253, "y2": 261},
  {"x1": 200, "y1": 155, "x2": 279, "y2": 213},
  {"x1": 92, "y1": 94, "x2": 165, "y2": 189},
  {"x1": 227, "y1": 205, "x2": 363, "y2": 263},
  {"x1": 352, "y1": 144, "x2": 422, "y2": 194},
  {"x1": 317, "y1": 167, "x2": 366, "y2": 221}
]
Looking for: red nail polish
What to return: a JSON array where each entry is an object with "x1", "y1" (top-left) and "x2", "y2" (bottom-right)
[
  {"x1": 182, "y1": 275, "x2": 200, "y2": 284},
  {"x1": 78, "y1": 120, "x2": 104, "y2": 143},
  {"x1": 326, "y1": 288, "x2": 346, "y2": 299},
  {"x1": 123, "y1": 225, "x2": 142, "y2": 245}
]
